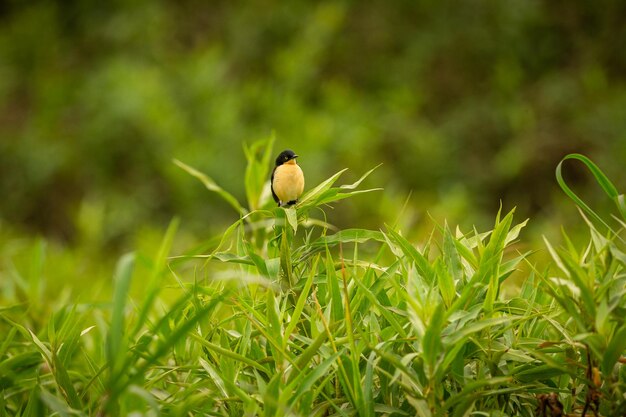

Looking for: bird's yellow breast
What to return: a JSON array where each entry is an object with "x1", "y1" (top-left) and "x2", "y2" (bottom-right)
[{"x1": 273, "y1": 162, "x2": 304, "y2": 203}]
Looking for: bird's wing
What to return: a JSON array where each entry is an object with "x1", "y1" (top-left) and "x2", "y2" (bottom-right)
[{"x1": 270, "y1": 166, "x2": 279, "y2": 203}]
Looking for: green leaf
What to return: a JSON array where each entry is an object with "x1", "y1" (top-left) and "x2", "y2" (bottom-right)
[
  {"x1": 0, "y1": 390, "x2": 5, "y2": 417},
  {"x1": 284, "y1": 255, "x2": 319, "y2": 345},
  {"x1": 422, "y1": 303, "x2": 445, "y2": 374},
  {"x1": 602, "y1": 324, "x2": 626, "y2": 375},
  {"x1": 362, "y1": 352, "x2": 376, "y2": 417},
  {"x1": 198, "y1": 358, "x2": 228, "y2": 397},
  {"x1": 434, "y1": 259, "x2": 455, "y2": 308},
  {"x1": 107, "y1": 253, "x2": 135, "y2": 380},
  {"x1": 22, "y1": 385, "x2": 43, "y2": 417},
  {"x1": 386, "y1": 228, "x2": 436, "y2": 285},
  {"x1": 27, "y1": 330, "x2": 51, "y2": 363},
  {"x1": 443, "y1": 376, "x2": 512, "y2": 410},
  {"x1": 115, "y1": 291, "x2": 229, "y2": 398},
  {"x1": 315, "y1": 188, "x2": 382, "y2": 206},
  {"x1": 244, "y1": 133, "x2": 275, "y2": 210},
  {"x1": 479, "y1": 209, "x2": 515, "y2": 312},
  {"x1": 210, "y1": 252, "x2": 255, "y2": 265},
  {"x1": 298, "y1": 168, "x2": 348, "y2": 206},
  {"x1": 340, "y1": 163, "x2": 381, "y2": 190},
  {"x1": 0, "y1": 326, "x2": 16, "y2": 360},
  {"x1": 245, "y1": 241, "x2": 271, "y2": 279},
  {"x1": 265, "y1": 286, "x2": 283, "y2": 350},
  {"x1": 443, "y1": 223, "x2": 463, "y2": 283},
  {"x1": 326, "y1": 248, "x2": 344, "y2": 324},
  {"x1": 445, "y1": 317, "x2": 511, "y2": 345},
  {"x1": 505, "y1": 218, "x2": 529, "y2": 245},
  {"x1": 174, "y1": 158, "x2": 245, "y2": 215},
  {"x1": 407, "y1": 396, "x2": 432, "y2": 417},
  {"x1": 512, "y1": 364, "x2": 568, "y2": 382},
  {"x1": 312, "y1": 229, "x2": 385, "y2": 248},
  {"x1": 284, "y1": 351, "x2": 341, "y2": 407},
  {"x1": 353, "y1": 275, "x2": 407, "y2": 339},
  {"x1": 555, "y1": 246, "x2": 597, "y2": 320},
  {"x1": 193, "y1": 334, "x2": 270, "y2": 376},
  {"x1": 39, "y1": 388, "x2": 84, "y2": 417},
  {"x1": 279, "y1": 228, "x2": 294, "y2": 287},
  {"x1": 291, "y1": 332, "x2": 329, "y2": 379},
  {"x1": 555, "y1": 153, "x2": 625, "y2": 232},
  {"x1": 130, "y1": 218, "x2": 179, "y2": 338},
  {"x1": 50, "y1": 351, "x2": 81, "y2": 409},
  {"x1": 284, "y1": 207, "x2": 298, "y2": 233}
]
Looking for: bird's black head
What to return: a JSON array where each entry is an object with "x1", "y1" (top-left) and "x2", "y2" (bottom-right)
[{"x1": 275, "y1": 149, "x2": 298, "y2": 166}]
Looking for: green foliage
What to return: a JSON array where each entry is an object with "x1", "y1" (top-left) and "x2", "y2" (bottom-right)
[{"x1": 1, "y1": 146, "x2": 626, "y2": 416}]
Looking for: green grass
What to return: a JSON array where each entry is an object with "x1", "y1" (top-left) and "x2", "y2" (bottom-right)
[{"x1": 1, "y1": 139, "x2": 626, "y2": 416}]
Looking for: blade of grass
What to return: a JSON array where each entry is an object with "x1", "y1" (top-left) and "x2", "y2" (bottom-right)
[
  {"x1": 284, "y1": 255, "x2": 320, "y2": 345},
  {"x1": 283, "y1": 351, "x2": 342, "y2": 408},
  {"x1": 174, "y1": 158, "x2": 245, "y2": 215},
  {"x1": 422, "y1": 303, "x2": 445, "y2": 375},
  {"x1": 340, "y1": 164, "x2": 381, "y2": 190},
  {"x1": 298, "y1": 168, "x2": 348, "y2": 206},
  {"x1": 107, "y1": 253, "x2": 135, "y2": 382},
  {"x1": 602, "y1": 324, "x2": 626, "y2": 375},
  {"x1": 556, "y1": 153, "x2": 625, "y2": 235},
  {"x1": 385, "y1": 228, "x2": 436, "y2": 285},
  {"x1": 243, "y1": 133, "x2": 275, "y2": 210},
  {"x1": 130, "y1": 218, "x2": 179, "y2": 339}
]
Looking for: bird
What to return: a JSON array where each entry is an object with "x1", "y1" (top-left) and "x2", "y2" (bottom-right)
[{"x1": 271, "y1": 149, "x2": 304, "y2": 207}]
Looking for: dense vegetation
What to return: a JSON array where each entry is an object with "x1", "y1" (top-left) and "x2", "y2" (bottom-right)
[
  {"x1": 2, "y1": 2, "x2": 626, "y2": 415},
  {"x1": 1, "y1": 139, "x2": 625, "y2": 416}
]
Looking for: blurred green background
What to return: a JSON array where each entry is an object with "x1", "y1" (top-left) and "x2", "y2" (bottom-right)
[{"x1": 1, "y1": 0, "x2": 625, "y2": 268}]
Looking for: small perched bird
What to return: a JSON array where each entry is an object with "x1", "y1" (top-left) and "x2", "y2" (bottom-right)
[{"x1": 271, "y1": 149, "x2": 304, "y2": 207}]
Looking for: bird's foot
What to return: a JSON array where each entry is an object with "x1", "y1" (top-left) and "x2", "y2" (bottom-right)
[{"x1": 278, "y1": 200, "x2": 298, "y2": 207}]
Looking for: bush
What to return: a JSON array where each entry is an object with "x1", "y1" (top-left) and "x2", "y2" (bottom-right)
[{"x1": 1, "y1": 142, "x2": 625, "y2": 415}]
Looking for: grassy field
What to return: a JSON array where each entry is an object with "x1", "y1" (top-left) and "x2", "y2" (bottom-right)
[{"x1": 1, "y1": 139, "x2": 625, "y2": 416}]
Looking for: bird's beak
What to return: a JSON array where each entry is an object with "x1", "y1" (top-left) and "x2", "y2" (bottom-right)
[{"x1": 292, "y1": 155, "x2": 299, "y2": 159}]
